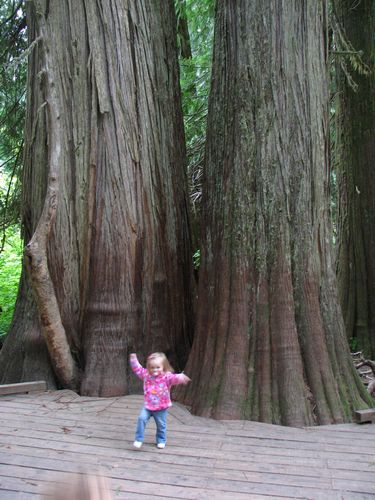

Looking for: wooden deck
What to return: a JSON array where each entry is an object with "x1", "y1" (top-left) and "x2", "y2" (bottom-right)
[{"x1": 0, "y1": 390, "x2": 375, "y2": 499}]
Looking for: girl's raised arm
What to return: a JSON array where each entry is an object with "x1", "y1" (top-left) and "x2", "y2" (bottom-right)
[
  {"x1": 169, "y1": 372, "x2": 191, "y2": 386},
  {"x1": 129, "y1": 353, "x2": 147, "y2": 379}
]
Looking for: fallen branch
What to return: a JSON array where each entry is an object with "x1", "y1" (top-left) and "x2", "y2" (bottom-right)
[{"x1": 352, "y1": 351, "x2": 375, "y2": 399}]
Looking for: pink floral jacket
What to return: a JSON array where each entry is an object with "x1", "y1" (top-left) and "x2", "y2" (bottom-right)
[{"x1": 130, "y1": 355, "x2": 185, "y2": 411}]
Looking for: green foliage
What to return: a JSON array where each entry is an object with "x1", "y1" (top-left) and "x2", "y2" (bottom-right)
[
  {"x1": 193, "y1": 248, "x2": 200, "y2": 270},
  {"x1": 330, "y1": 5, "x2": 372, "y2": 93},
  {"x1": 0, "y1": 0, "x2": 27, "y2": 237},
  {"x1": 0, "y1": 223, "x2": 22, "y2": 337},
  {"x1": 176, "y1": 0, "x2": 214, "y2": 210},
  {"x1": 0, "y1": 1, "x2": 26, "y2": 342},
  {"x1": 349, "y1": 336, "x2": 359, "y2": 353}
]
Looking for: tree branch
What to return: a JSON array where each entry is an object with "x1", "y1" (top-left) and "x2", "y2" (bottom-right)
[{"x1": 24, "y1": 5, "x2": 79, "y2": 390}]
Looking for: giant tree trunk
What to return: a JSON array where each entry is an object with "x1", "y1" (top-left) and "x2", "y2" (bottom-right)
[
  {"x1": 177, "y1": 0, "x2": 371, "y2": 426},
  {"x1": 334, "y1": 1, "x2": 375, "y2": 359},
  {"x1": 0, "y1": 0, "x2": 194, "y2": 395}
]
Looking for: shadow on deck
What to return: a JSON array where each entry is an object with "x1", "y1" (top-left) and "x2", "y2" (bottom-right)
[{"x1": 0, "y1": 390, "x2": 375, "y2": 499}]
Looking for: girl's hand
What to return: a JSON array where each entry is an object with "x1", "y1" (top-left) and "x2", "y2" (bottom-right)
[
  {"x1": 179, "y1": 373, "x2": 191, "y2": 385},
  {"x1": 129, "y1": 353, "x2": 137, "y2": 359}
]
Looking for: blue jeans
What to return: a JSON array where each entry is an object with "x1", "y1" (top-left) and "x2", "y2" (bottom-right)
[{"x1": 135, "y1": 407, "x2": 168, "y2": 444}]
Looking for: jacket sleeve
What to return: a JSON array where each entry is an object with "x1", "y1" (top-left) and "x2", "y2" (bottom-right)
[
  {"x1": 130, "y1": 354, "x2": 148, "y2": 380},
  {"x1": 167, "y1": 373, "x2": 187, "y2": 387}
]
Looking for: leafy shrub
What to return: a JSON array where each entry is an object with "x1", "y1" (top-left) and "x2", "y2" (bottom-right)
[{"x1": 0, "y1": 225, "x2": 22, "y2": 338}]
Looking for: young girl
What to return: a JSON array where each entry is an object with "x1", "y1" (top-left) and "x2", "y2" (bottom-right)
[{"x1": 129, "y1": 352, "x2": 191, "y2": 449}]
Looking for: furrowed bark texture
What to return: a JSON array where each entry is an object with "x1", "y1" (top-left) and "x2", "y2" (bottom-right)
[
  {"x1": 177, "y1": 0, "x2": 372, "y2": 426},
  {"x1": 335, "y1": 1, "x2": 375, "y2": 359},
  {"x1": 0, "y1": 0, "x2": 194, "y2": 395},
  {"x1": 23, "y1": 7, "x2": 79, "y2": 390}
]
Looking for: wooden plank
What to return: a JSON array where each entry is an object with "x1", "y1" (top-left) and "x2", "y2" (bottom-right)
[
  {"x1": 0, "y1": 476, "x2": 42, "y2": 495},
  {"x1": 0, "y1": 381, "x2": 46, "y2": 396},
  {"x1": 354, "y1": 409, "x2": 375, "y2": 424},
  {"x1": 2, "y1": 416, "x2": 375, "y2": 466},
  {"x1": 0, "y1": 471, "x2": 172, "y2": 500},
  {"x1": 0, "y1": 452, "x2": 338, "y2": 488},
  {"x1": 2, "y1": 407, "x2": 375, "y2": 457},
  {"x1": 0, "y1": 491, "x2": 39, "y2": 499},
  {"x1": 307, "y1": 422, "x2": 375, "y2": 433},
  {"x1": 1, "y1": 430, "x2": 374, "y2": 490},
  {"x1": 0, "y1": 463, "x2": 340, "y2": 500},
  {"x1": 0, "y1": 434, "x2": 336, "y2": 471},
  {"x1": 3, "y1": 443, "x2": 375, "y2": 488},
  {"x1": 1, "y1": 393, "x2": 375, "y2": 499},
  {"x1": 0, "y1": 448, "x2": 330, "y2": 482},
  {"x1": 0, "y1": 449, "x2": 336, "y2": 491},
  {"x1": 3, "y1": 396, "x2": 375, "y2": 446},
  {"x1": 0, "y1": 432, "x2": 326, "y2": 468},
  {"x1": 0, "y1": 408, "x2": 375, "y2": 459},
  {"x1": 3, "y1": 420, "x2": 375, "y2": 465},
  {"x1": 333, "y1": 478, "x2": 375, "y2": 495}
]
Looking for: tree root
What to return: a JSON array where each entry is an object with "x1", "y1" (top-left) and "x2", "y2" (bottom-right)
[{"x1": 351, "y1": 352, "x2": 375, "y2": 397}]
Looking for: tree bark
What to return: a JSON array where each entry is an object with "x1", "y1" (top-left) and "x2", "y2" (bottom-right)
[
  {"x1": 176, "y1": 0, "x2": 193, "y2": 59},
  {"x1": 334, "y1": 0, "x2": 375, "y2": 359},
  {"x1": 177, "y1": 0, "x2": 372, "y2": 426},
  {"x1": 0, "y1": 0, "x2": 194, "y2": 395},
  {"x1": 23, "y1": 7, "x2": 79, "y2": 390}
]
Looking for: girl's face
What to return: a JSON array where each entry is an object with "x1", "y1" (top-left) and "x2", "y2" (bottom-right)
[{"x1": 148, "y1": 357, "x2": 164, "y2": 377}]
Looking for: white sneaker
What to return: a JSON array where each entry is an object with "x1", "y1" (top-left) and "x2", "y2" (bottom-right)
[
  {"x1": 133, "y1": 441, "x2": 142, "y2": 448},
  {"x1": 157, "y1": 443, "x2": 166, "y2": 449}
]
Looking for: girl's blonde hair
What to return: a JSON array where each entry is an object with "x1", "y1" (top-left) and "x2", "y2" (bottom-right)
[{"x1": 147, "y1": 352, "x2": 174, "y2": 373}]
